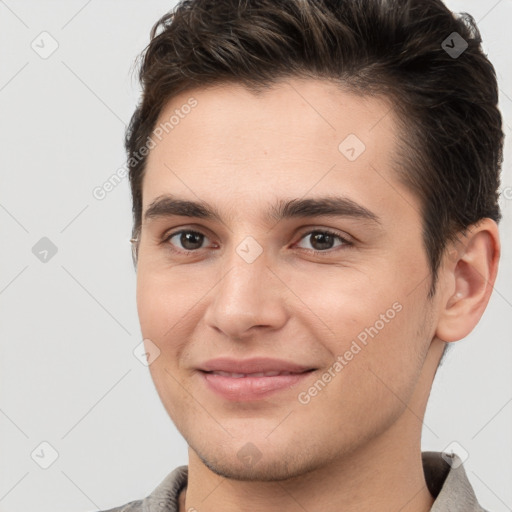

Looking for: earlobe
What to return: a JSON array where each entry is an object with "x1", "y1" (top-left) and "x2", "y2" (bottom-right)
[{"x1": 435, "y1": 219, "x2": 500, "y2": 343}]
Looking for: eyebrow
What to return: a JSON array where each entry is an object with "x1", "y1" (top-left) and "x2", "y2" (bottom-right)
[{"x1": 143, "y1": 194, "x2": 381, "y2": 226}]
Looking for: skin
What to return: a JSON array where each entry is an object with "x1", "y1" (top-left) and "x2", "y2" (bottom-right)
[{"x1": 135, "y1": 78, "x2": 500, "y2": 512}]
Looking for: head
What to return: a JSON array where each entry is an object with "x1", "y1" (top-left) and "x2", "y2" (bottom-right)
[{"x1": 126, "y1": 0, "x2": 502, "y2": 481}]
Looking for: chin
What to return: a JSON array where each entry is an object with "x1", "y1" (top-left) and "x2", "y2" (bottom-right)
[{"x1": 193, "y1": 442, "x2": 327, "y2": 482}]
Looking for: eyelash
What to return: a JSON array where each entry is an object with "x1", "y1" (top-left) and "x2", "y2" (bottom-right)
[{"x1": 160, "y1": 228, "x2": 353, "y2": 257}]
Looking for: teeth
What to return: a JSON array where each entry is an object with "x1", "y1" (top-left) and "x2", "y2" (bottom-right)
[
  {"x1": 211, "y1": 370, "x2": 296, "y2": 377},
  {"x1": 214, "y1": 371, "x2": 246, "y2": 378}
]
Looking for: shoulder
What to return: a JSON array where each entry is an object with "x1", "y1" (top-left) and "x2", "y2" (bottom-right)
[
  {"x1": 95, "y1": 465, "x2": 188, "y2": 512},
  {"x1": 97, "y1": 502, "x2": 143, "y2": 512},
  {"x1": 422, "y1": 451, "x2": 490, "y2": 512}
]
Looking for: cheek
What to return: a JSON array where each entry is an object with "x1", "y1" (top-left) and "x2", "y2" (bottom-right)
[
  {"x1": 284, "y1": 263, "x2": 403, "y2": 346},
  {"x1": 294, "y1": 266, "x2": 429, "y2": 405},
  {"x1": 135, "y1": 266, "x2": 209, "y2": 403},
  {"x1": 136, "y1": 271, "x2": 195, "y2": 423},
  {"x1": 341, "y1": 294, "x2": 432, "y2": 421},
  {"x1": 146, "y1": 361, "x2": 195, "y2": 437},
  {"x1": 136, "y1": 265, "x2": 204, "y2": 338},
  {"x1": 307, "y1": 301, "x2": 428, "y2": 431}
]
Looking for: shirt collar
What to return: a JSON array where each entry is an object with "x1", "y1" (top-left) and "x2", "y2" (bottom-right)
[
  {"x1": 422, "y1": 451, "x2": 487, "y2": 511},
  {"x1": 144, "y1": 451, "x2": 486, "y2": 511}
]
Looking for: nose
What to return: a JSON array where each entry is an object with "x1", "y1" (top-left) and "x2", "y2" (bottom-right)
[{"x1": 203, "y1": 245, "x2": 289, "y2": 341}]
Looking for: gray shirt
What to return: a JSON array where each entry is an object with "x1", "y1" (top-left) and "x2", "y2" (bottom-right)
[{"x1": 97, "y1": 451, "x2": 489, "y2": 511}]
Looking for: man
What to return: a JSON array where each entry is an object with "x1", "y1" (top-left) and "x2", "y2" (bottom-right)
[{"x1": 101, "y1": 0, "x2": 503, "y2": 510}]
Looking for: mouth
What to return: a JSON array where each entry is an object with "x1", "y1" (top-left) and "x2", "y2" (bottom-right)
[
  {"x1": 204, "y1": 370, "x2": 311, "y2": 378},
  {"x1": 198, "y1": 367, "x2": 316, "y2": 401}
]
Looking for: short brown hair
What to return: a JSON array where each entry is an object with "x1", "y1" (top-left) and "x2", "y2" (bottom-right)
[{"x1": 126, "y1": 0, "x2": 503, "y2": 298}]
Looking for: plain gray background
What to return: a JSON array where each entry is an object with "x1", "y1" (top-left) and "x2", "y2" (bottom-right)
[{"x1": 0, "y1": 1, "x2": 510, "y2": 511}]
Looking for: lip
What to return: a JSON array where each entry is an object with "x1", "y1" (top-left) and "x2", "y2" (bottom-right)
[
  {"x1": 197, "y1": 357, "x2": 316, "y2": 401},
  {"x1": 198, "y1": 357, "x2": 314, "y2": 374}
]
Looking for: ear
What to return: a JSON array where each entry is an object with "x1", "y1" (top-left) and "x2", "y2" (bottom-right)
[{"x1": 435, "y1": 218, "x2": 500, "y2": 342}]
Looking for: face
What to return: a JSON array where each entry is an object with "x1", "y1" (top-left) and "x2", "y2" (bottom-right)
[{"x1": 136, "y1": 78, "x2": 439, "y2": 480}]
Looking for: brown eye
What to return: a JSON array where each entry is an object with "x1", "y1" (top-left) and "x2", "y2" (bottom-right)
[
  {"x1": 296, "y1": 229, "x2": 351, "y2": 252},
  {"x1": 165, "y1": 230, "x2": 209, "y2": 252}
]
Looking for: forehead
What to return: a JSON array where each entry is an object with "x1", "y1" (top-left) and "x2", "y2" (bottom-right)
[{"x1": 141, "y1": 78, "x2": 409, "y2": 224}]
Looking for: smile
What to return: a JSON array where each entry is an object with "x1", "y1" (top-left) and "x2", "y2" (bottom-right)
[{"x1": 199, "y1": 369, "x2": 315, "y2": 401}]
